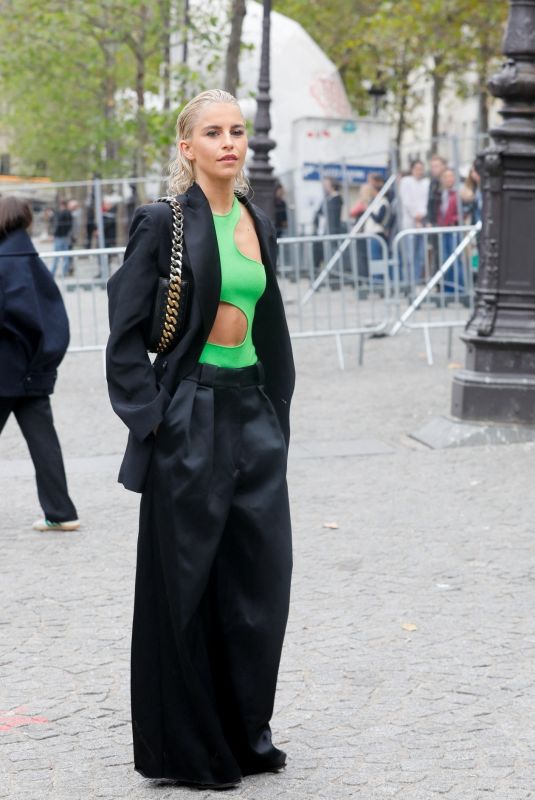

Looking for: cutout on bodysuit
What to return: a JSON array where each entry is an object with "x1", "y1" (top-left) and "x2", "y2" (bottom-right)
[
  {"x1": 233, "y1": 206, "x2": 262, "y2": 264},
  {"x1": 207, "y1": 301, "x2": 248, "y2": 347}
]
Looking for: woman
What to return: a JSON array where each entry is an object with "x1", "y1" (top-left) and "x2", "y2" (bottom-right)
[
  {"x1": 0, "y1": 196, "x2": 79, "y2": 531},
  {"x1": 437, "y1": 167, "x2": 464, "y2": 294},
  {"x1": 106, "y1": 90, "x2": 295, "y2": 788},
  {"x1": 362, "y1": 173, "x2": 391, "y2": 260}
]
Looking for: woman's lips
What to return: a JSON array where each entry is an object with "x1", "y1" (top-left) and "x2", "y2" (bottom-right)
[{"x1": 219, "y1": 155, "x2": 238, "y2": 161}]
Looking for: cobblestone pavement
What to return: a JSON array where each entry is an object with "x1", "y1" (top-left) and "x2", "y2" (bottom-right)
[{"x1": 1, "y1": 329, "x2": 535, "y2": 800}]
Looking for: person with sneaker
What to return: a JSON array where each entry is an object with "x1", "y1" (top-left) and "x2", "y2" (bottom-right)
[
  {"x1": 0, "y1": 196, "x2": 79, "y2": 532},
  {"x1": 106, "y1": 90, "x2": 294, "y2": 789}
]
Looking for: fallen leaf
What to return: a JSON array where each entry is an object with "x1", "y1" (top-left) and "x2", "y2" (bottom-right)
[
  {"x1": 401, "y1": 623, "x2": 418, "y2": 632},
  {"x1": 448, "y1": 362, "x2": 462, "y2": 369},
  {"x1": 323, "y1": 522, "x2": 339, "y2": 530}
]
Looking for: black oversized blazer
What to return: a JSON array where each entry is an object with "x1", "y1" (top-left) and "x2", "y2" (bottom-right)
[{"x1": 106, "y1": 181, "x2": 295, "y2": 492}]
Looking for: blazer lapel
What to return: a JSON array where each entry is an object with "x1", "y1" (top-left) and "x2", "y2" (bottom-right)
[{"x1": 181, "y1": 182, "x2": 221, "y2": 339}]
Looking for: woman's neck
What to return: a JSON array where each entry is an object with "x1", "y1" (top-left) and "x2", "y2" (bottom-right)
[{"x1": 196, "y1": 177, "x2": 236, "y2": 215}]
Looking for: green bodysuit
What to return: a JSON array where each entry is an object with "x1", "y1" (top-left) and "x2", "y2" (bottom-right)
[{"x1": 199, "y1": 197, "x2": 266, "y2": 369}]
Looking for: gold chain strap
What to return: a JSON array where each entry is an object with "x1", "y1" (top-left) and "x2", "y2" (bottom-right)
[{"x1": 156, "y1": 196, "x2": 184, "y2": 354}]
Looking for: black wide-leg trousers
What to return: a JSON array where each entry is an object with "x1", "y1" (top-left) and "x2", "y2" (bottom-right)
[
  {"x1": 0, "y1": 395, "x2": 77, "y2": 522},
  {"x1": 131, "y1": 363, "x2": 292, "y2": 785}
]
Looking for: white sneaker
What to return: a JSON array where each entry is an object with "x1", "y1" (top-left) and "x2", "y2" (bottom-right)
[{"x1": 32, "y1": 519, "x2": 80, "y2": 532}]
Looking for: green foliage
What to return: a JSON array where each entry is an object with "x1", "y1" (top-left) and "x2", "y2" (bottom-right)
[
  {"x1": 0, "y1": 0, "x2": 510, "y2": 177},
  {"x1": 0, "y1": 0, "x2": 224, "y2": 179},
  {"x1": 275, "y1": 0, "x2": 508, "y2": 142}
]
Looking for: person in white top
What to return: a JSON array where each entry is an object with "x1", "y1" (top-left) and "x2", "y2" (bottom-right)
[{"x1": 398, "y1": 160, "x2": 430, "y2": 282}]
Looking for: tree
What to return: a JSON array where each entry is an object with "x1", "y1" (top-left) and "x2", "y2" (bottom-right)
[
  {"x1": 456, "y1": 0, "x2": 508, "y2": 135},
  {"x1": 0, "y1": 0, "x2": 225, "y2": 179},
  {"x1": 224, "y1": 0, "x2": 247, "y2": 95},
  {"x1": 275, "y1": 0, "x2": 508, "y2": 151}
]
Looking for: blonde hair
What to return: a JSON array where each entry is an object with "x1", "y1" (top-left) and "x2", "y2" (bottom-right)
[{"x1": 168, "y1": 89, "x2": 250, "y2": 196}]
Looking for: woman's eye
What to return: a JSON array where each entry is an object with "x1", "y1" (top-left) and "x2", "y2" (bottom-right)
[
  {"x1": 206, "y1": 131, "x2": 219, "y2": 137},
  {"x1": 232, "y1": 129, "x2": 245, "y2": 136}
]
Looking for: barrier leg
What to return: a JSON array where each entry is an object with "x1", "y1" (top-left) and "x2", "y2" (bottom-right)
[
  {"x1": 447, "y1": 327, "x2": 453, "y2": 360},
  {"x1": 336, "y1": 333, "x2": 345, "y2": 370},
  {"x1": 423, "y1": 326, "x2": 434, "y2": 366},
  {"x1": 358, "y1": 333, "x2": 365, "y2": 366}
]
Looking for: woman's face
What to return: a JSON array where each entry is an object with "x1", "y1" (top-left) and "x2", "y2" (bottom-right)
[{"x1": 180, "y1": 102, "x2": 248, "y2": 185}]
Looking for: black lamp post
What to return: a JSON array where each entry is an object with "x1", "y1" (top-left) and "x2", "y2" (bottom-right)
[
  {"x1": 452, "y1": 0, "x2": 535, "y2": 424},
  {"x1": 248, "y1": 0, "x2": 276, "y2": 221}
]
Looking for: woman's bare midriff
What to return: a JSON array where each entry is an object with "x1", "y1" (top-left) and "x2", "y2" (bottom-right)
[{"x1": 207, "y1": 301, "x2": 247, "y2": 346}]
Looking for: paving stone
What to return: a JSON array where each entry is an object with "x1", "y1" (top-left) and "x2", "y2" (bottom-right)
[{"x1": 2, "y1": 331, "x2": 535, "y2": 799}]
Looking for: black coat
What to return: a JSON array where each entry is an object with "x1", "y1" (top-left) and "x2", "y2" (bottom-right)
[
  {"x1": 0, "y1": 228, "x2": 70, "y2": 397},
  {"x1": 106, "y1": 182, "x2": 295, "y2": 493}
]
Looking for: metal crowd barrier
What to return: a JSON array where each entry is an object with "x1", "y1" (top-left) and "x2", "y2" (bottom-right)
[
  {"x1": 39, "y1": 246, "x2": 123, "y2": 366},
  {"x1": 41, "y1": 224, "x2": 479, "y2": 369},
  {"x1": 39, "y1": 231, "x2": 395, "y2": 370},
  {"x1": 388, "y1": 223, "x2": 480, "y2": 365},
  {"x1": 277, "y1": 232, "x2": 393, "y2": 368}
]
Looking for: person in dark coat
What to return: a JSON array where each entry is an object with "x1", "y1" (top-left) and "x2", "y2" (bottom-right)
[
  {"x1": 0, "y1": 197, "x2": 79, "y2": 531},
  {"x1": 106, "y1": 90, "x2": 295, "y2": 789},
  {"x1": 50, "y1": 199, "x2": 73, "y2": 278},
  {"x1": 274, "y1": 182, "x2": 288, "y2": 238},
  {"x1": 312, "y1": 177, "x2": 351, "y2": 281}
]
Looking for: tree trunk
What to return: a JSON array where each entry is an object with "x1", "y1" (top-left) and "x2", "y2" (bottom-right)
[
  {"x1": 160, "y1": 0, "x2": 171, "y2": 112},
  {"x1": 159, "y1": 0, "x2": 173, "y2": 172},
  {"x1": 476, "y1": 34, "x2": 492, "y2": 139},
  {"x1": 224, "y1": 0, "x2": 247, "y2": 95},
  {"x1": 395, "y1": 80, "x2": 409, "y2": 168},
  {"x1": 134, "y1": 6, "x2": 148, "y2": 179},
  {"x1": 99, "y1": 40, "x2": 118, "y2": 166},
  {"x1": 135, "y1": 56, "x2": 147, "y2": 178},
  {"x1": 430, "y1": 65, "x2": 444, "y2": 150},
  {"x1": 478, "y1": 86, "x2": 489, "y2": 136}
]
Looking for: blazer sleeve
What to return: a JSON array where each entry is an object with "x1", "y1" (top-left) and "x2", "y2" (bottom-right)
[{"x1": 106, "y1": 206, "x2": 171, "y2": 442}]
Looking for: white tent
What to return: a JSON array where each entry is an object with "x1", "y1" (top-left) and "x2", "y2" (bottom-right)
[
  {"x1": 237, "y1": 1, "x2": 353, "y2": 174},
  {"x1": 180, "y1": 0, "x2": 353, "y2": 174}
]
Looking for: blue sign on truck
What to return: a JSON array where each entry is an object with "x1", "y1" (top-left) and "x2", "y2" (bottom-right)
[{"x1": 303, "y1": 162, "x2": 388, "y2": 185}]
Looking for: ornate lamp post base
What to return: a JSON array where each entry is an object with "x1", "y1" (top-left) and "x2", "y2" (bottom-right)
[
  {"x1": 453, "y1": 334, "x2": 535, "y2": 426},
  {"x1": 452, "y1": 0, "x2": 535, "y2": 424}
]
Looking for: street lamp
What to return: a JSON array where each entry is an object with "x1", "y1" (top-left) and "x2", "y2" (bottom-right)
[
  {"x1": 248, "y1": 0, "x2": 276, "y2": 221},
  {"x1": 451, "y1": 0, "x2": 535, "y2": 424}
]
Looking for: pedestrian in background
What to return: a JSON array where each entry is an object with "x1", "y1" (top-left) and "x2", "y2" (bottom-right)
[
  {"x1": 274, "y1": 182, "x2": 288, "y2": 239},
  {"x1": 106, "y1": 89, "x2": 294, "y2": 788},
  {"x1": 313, "y1": 177, "x2": 349, "y2": 280},
  {"x1": 426, "y1": 154, "x2": 446, "y2": 273},
  {"x1": 399, "y1": 159, "x2": 429, "y2": 283},
  {"x1": 314, "y1": 176, "x2": 344, "y2": 236},
  {"x1": 460, "y1": 162, "x2": 482, "y2": 225},
  {"x1": 50, "y1": 199, "x2": 73, "y2": 278},
  {"x1": 426, "y1": 154, "x2": 446, "y2": 228},
  {"x1": 65, "y1": 198, "x2": 81, "y2": 277},
  {"x1": 362, "y1": 173, "x2": 391, "y2": 262},
  {"x1": 85, "y1": 198, "x2": 96, "y2": 249},
  {"x1": 0, "y1": 196, "x2": 79, "y2": 532},
  {"x1": 102, "y1": 197, "x2": 117, "y2": 249},
  {"x1": 437, "y1": 167, "x2": 464, "y2": 293}
]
